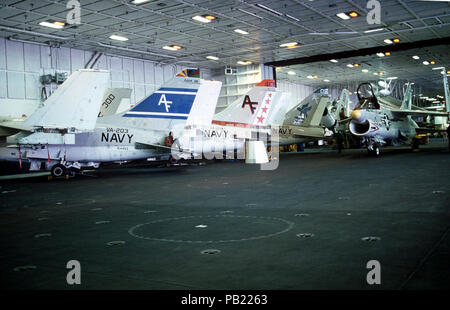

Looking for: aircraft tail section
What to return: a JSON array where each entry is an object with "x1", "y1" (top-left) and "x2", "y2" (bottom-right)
[
  {"x1": 98, "y1": 88, "x2": 132, "y2": 117},
  {"x1": 283, "y1": 91, "x2": 329, "y2": 127},
  {"x1": 400, "y1": 83, "x2": 413, "y2": 110},
  {"x1": 24, "y1": 69, "x2": 110, "y2": 131},
  {"x1": 213, "y1": 80, "x2": 289, "y2": 126},
  {"x1": 122, "y1": 69, "x2": 221, "y2": 126}
]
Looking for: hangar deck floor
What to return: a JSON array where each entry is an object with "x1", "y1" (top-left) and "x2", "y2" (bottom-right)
[{"x1": 1, "y1": 146, "x2": 449, "y2": 290}]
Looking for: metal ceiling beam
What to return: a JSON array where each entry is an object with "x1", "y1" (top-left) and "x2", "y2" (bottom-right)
[{"x1": 265, "y1": 36, "x2": 450, "y2": 67}]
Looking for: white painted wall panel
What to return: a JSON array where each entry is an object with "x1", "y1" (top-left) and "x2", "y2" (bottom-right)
[
  {"x1": 40, "y1": 46, "x2": 51, "y2": 69},
  {"x1": 133, "y1": 60, "x2": 144, "y2": 83},
  {"x1": 24, "y1": 43, "x2": 41, "y2": 73},
  {"x1": 0, "y1": 71, "x2": 6, "y2": 98},
  {"x1": 56, "y1": 47, "x2": 71, "y2": 71},
  {"x1": 6, "y1": 40, "x2": 24, "y2": 71},
  {"x1": 7, "y1": 72, "x2": 25, "y2": 99},
  {"x1": 70, "y1": 49, "x2": 85, "y2": 72},
  {"x1": 25, "y1": 73, "x2": 40, "y2": 100},
  {"x1": 0, "y1": 38, "x2": 6, "y2": 70}
]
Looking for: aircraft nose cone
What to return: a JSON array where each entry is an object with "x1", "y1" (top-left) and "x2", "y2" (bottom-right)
[{"x1": 352, "y1": 109, "x2": 362, "y2": 120}]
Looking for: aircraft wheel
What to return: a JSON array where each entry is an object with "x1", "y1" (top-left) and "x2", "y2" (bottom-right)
[
  {"x1": 373, "y1": 145, "x2": 380, "y2": 156},
  {"x1": 51, "y1": 164, "x2": 66, "y2": 178}
]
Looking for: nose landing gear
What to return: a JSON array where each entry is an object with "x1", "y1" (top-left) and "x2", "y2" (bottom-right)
[{"x1": 367, "y1": 144, "x2": 380, "y2": 156}]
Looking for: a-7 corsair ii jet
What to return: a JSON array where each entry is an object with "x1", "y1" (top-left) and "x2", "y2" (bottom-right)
[{"x1": 349, "y1": 82, "x2": 449, "y2": 155}]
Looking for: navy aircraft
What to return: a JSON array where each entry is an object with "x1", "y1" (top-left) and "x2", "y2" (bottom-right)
[
  {"x1": 349, "y1": 82, "x2": 449, "y2": 155},
  {"x1": 0, "y1": 68, "x2": 222, "y2": 177}
]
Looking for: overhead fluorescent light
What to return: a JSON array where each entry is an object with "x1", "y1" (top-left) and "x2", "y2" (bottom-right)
[
  {"x1": 347, "y1": 64, "x2": 354, "y2": 68},
  {"x1": 286, "y1": 14, "x2": 300, "y2": 22},
  {"x1": 288, "y1": 71, "x2": 296, "y2": 75},
  {"x1": 237, "y1": 8, "x2": 263, "y2": 20},
  {"x1": 323, "y1": 79, "x2": 330, "y2": 82},
  {"x1": 279, "y1": 42, "x2": 299, "y2": 48},
  {"x1": 387, "y1": 77, "x2": 398, "y2": 80},
  {"x1": 432, "y1": 67, "x2": 445, "y2": 71},
  {"x1": 39, "y1": 21, "x2": 65, "y2": 29},
  {"x1": 234, "y1": 29, "x2": 249, "y2": 35},
  {"x1": 384, "y1": 39, "x2": 393, "y2": 44},
  {"x1": 206, "y1": 55, "x2": 219, "y2": 60},
  {"x1": 364, "y1": 28, "x2": 385, "y2": 33},
  {"x1": 423, "y1": 61, "x2": 430, "y2": 65},
  {"x1": 412, "y1": 55, "x2": 420, "y2": 60},
  {"x1": 306, "y1": 75, "x2": 314, "y2": 79},
  {"x1": 336, "y1": 13, "x2": 350, "y2": 20},
  {"x1": 330, "y1": 59, "x2": 338, "y2": 63},
  {"x1": 109, "y1": 34, "x2": 128, "y2": 41},
  {"x1": 237, "y1": 60, "x2": 252, "y2": 65},
  {"x1": 362, "y1": 69, "x2": 369, "y2": 73},
  {"x1": 255, "y1": 4, "x2": 283, "y2": 16},
  {"x1": 192, "y1": 15, "x2": 212, "y2": 23},
  {"x1": 131, "y1": 0, "x2": 151, "y2": 4},
  {"x1": 376, "y1": 52, "x2": 385, "y2": 57},
  {"x1": 163, "y1": 45, "x2": 182, "y2": 51},
  {"x1": 373, "y1": 72, "x2": 379, "y2": 75}
]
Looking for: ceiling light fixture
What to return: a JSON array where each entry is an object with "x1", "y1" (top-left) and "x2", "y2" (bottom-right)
[
  {"x1": 109, "y1": 34, "x2": 128, "y2": 41},
  {"x1": 162, "y1": 45, "x2": 182, "y2": 51},
  {"x1": 206, "y1": 55, "x2": 219, "y2": 60},
  {"x1": 362, "y1": 69, "x2": 369, "y2": 73},
  {"x1": 288, "y1": 71, "x2": 296, "y2": 75},
  {"x1": 279, "y1": 42, "x2": 299, "y2": 48},
  {"x1": 423, "y1": 61, "x2": 430, "y2": 65},
  {"x1": 255, "y1": 4, "x2": 283, "y2": 16},
  {"x1": 384, "y1": 39, "x2": 393, "y2": 44},
  {"x1": 364, "y1": 28, "x2": 385, "y2": 33},
  {"x1": 412, "y1": 55, "x2": 420, "y2": 60},
  {"x1": 39, "y1": 21, "x2": 65, "y2": 29},
  {"x1": 330, "y1": 59, "x2": 338, "y2": 63},
  {"x1": 336, "y1": 13, "x2": 350, "y2": 20},
  {"x1": 234, "y1": 29, "x2": 249, "y2": 35},
  {"x1": 192, "y1": 15, "x2": 214, "y2": 23}
]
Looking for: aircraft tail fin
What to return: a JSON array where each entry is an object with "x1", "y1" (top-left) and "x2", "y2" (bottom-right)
[
  {"x1": 282, "y1": 89, "x2": 333, "y2": 128},
  {"x1": 335, "y1": 89, "x2": 350, "y2": 120},
  {"x1": 122, "y1": 69, "x2": 221, "y2": 126},
  {"x1": 400, "y1": 83, "x2": 413, "y2": 110},
  {"x1": 98, "y1": 88, "x2": 132, "y2": 117},
  {"x1": 24, "y1": 69, "x2": 110, "y2": 131},
  {"x1": 213, "y1": 80, "x2": 289, "y2": 126}
]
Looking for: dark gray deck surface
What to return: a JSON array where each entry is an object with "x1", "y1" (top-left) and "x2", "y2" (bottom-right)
[{"x1": 1, "y1": 145, "x2": 449, "y2": 290}]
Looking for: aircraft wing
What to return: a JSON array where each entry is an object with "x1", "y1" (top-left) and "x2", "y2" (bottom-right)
[
  {"x1": 390, "y1": 109, "x2": 449, "y2": 119},
  {"x1": 284, "y1": 125, "x2": 326, "y2": 138},
  {"x1": 0, "y1": 121, "x2": 32, "y2": 131},
  {"x1": 0, "y1": 121, "x2": 32, "y2": 137}
]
